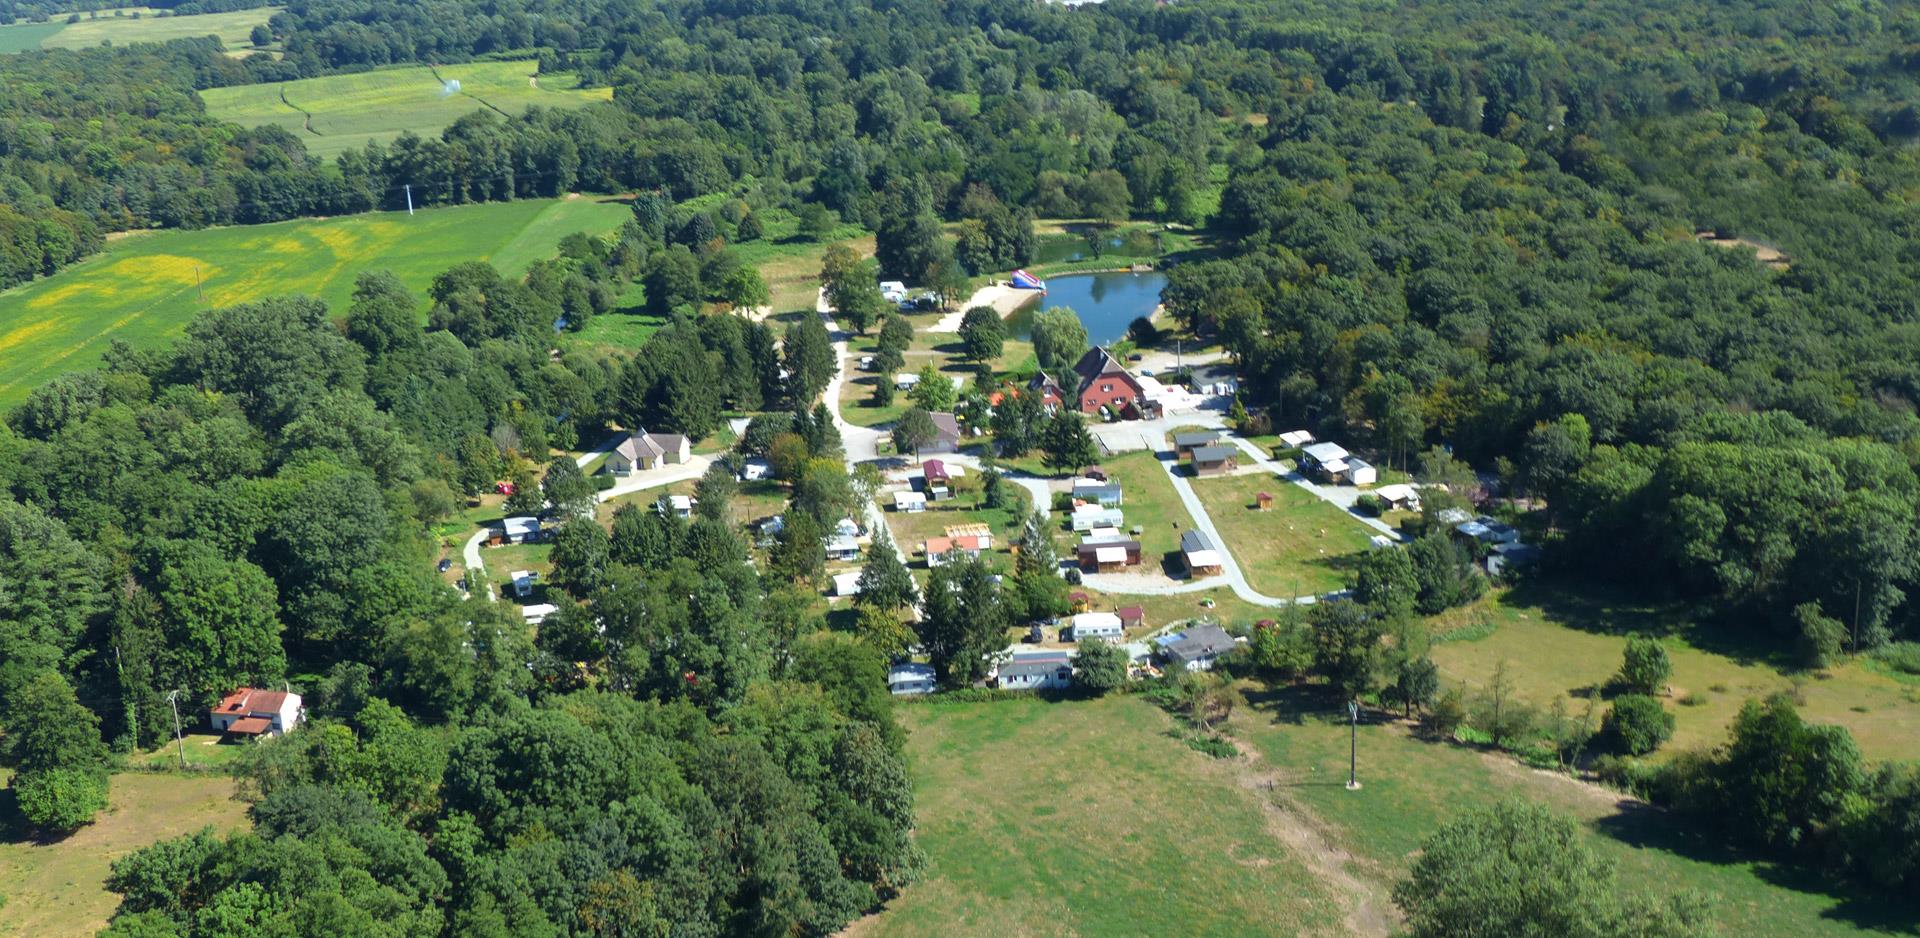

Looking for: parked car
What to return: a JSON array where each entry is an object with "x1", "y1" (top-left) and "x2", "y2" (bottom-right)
[{"x1": 437, "y1": 558, "x2": 453, "y2": 572}]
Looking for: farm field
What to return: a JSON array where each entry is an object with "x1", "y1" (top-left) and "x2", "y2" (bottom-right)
[
  {"x1": 0, "y1": 197, "x2": 631, "y2": 407},
  {"x1": 1231, "y1": 686, "x2": 1914, "y2": 938},
  {"x1": 0, "y1": 7, "x2": 274, "y2": 53},
  {"x1": 0, "y1": 771, "x2": 248, "y2": 938},
  {"x1": 200, "y1": 60, "x2": 610, "y2": 159},
  {"x1": 864, "y1": 696, "x2": 1347, "y2": 936},
  {"x1": 1190, "y1": 475, "x2": 1376, "y2": 598},
  {"x1": 1424, "y1": 582, "x2": 1920, "y2": 763}
]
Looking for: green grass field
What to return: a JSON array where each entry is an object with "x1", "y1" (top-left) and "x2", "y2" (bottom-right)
[
  {"x1": 876, "y1": 691, "x2": 1914, "y2": 938},
  {"x1": 1425, "y1": 582, "x2": 1920, "y2": 763},
  {"x1": 1191, "y1": 475, "x2": 1376, "y2": 597},
  {"x1": 201, "y1": 60, "x2": 610, "y2": 159},
  {"x1": 0, "y1": 7, "x2": 274, "y2": 53},
  {"x1": 1231, "y1": 685, "x2": 1915, "y2": 938},
  {"x1": 0, "y1": 197, "x2": 631, "y2": 407},
  {"x1": 0, "y1": 771, "x2": 247, "y2": 937},
  {"x1": 1097, "y1": 450, "x2": 1201, "y2": 566},
  {"x1": 865, "y1": 696, "x2": 1347, "y2": 936}
]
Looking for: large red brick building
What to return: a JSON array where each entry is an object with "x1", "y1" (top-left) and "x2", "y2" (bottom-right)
[{"x1": 1070, "y1": 346, "x2": 1145, "y2": 415}]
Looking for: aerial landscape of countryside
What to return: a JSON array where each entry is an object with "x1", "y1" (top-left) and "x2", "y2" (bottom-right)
[{"x1": 3, "y1": 0, "x2": 1920, "y2": 935}]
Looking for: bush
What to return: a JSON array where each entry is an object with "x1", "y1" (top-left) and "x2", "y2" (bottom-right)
[
  {"x1": 1590, "y1": 754, "x2": 1660, "y2": 797},
  {"x1": 1185, "y1": 735, "x2": 1237, "y2": 759},
  {"x1": 1604, "y1": 695, "x2": 1675, "y2": 755},
  {"x1": 1353, "y1": 494, "x2": 1386, "y2": 516},
  {"x1": 1872, "y1": 642, "x2": 1920, "y2": 676},
  {"x1": 1418, "y1": 688, "x2": 1468, "y2": 740},
  {"x1": 13, "y1": 767, "x2": 109, "y2": 833},
  {"x1": 1616, "y1": 636, "x2": 1672, "y2": 695},
  {"x1": 1793, "y1": 602, "x2": 1845, "y2": 669}
]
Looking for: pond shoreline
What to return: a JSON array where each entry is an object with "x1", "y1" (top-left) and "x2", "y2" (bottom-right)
[{"x1": 1001, "y1": 268, "x2": 1169, "y2": 345}]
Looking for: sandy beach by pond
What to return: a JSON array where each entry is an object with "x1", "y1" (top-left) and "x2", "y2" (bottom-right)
[{"x1": 927, "y1": 281, "x2": 1040, "y2": 331}]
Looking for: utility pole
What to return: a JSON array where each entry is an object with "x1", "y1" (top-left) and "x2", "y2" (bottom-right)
[
  {"x1": 165, "y1": 691, "x2": 187, "y2": 769},
  {"x1": 114, "y1": 645, "x2": 135, "y2": 746},
  {"x1": 404, "y1": 183, "x2": 414, "y2": 216},
  {"x1": 194, "y1": 265, "x2": 204, "y2": 306},
  {"x1": 1346, "y1": 699, "x2": 1361, "y2": 790}
]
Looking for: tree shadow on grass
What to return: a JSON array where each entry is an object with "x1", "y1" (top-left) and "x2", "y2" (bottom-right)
[
  {"x1": 1591, "y1": 802, "x2": 1920, "y2": 934},
  {"x1": 1500, "y1": 576, "x2": 1789, "y2": 670},
  {"x1": 1242, "y1": 682, "x2": 1340, "y2": 727}
]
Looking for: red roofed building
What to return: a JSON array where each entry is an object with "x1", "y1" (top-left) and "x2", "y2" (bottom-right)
[
  {"x1": 1027, "y1": 372, "x2": 1067, "y2": 412},
  {"x1": 1118, "y1": 606, "x2": 1146, "y2": 631},
  {"x1": 1071, "y1": 347, "x2": 1145, "y2": 415},
  {"x1": 209, "y1": 687, "x2": 303, "y2": 738}
]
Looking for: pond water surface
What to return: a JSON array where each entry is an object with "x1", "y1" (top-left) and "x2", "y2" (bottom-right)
[{"x1": 1005, "y1": 271, "x2": 1168, "y2": 346}]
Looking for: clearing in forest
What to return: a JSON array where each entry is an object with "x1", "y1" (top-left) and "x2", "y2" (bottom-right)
[
  {"x1": 200, "y1": 60, "x2": 611, "y2": 158},
  {"x1": 0, "y1": 7, "x2": 275, "y2": 53},
  {"x1": 0, "y1": 197, "x2": 632, "y2": 406},
  {"x1": 0, "y1": 771, "x2": 248, "y2": 937}
]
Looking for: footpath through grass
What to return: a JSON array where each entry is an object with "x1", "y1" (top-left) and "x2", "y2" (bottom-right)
[
  {"x1": 865, "y1": 695, "x2": 1344, "y2": 937},
  {"x1": 0, "y1": 771, "x2": 247, "y2": 937},
  {"x1": 201, "y1": 60, "x2": 609, "y2": 158},
  {"x1": 1233, "y1": 684, "x2": 1916, "y2": 938},
  {"x1": 0, "y1": 197, "x2": 631, "y2": 407}
]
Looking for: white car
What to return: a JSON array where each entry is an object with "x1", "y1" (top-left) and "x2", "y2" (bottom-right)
[{"x1": 859, "y1": 355, "x2": 875, "y2": 370}]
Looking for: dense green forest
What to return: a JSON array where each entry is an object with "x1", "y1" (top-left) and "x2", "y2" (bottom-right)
[{"x1": 8, "y1": 0, "x2": 1920, "y2": 930}]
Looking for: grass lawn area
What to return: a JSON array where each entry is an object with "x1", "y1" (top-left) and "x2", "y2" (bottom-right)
[
  {"x1": 0, "y1": 771, "x2": 248, "y2": 937},
  {"x1": 0, "y1": 197, "x2": 632, "y2": 407},
  {"x1": 1425, "y1": 582, "x2": 1920, "y2": 763},
  {"x1": 124, "y1": 734, "x2": 254, "y2": 773},
  {"x1": 572, "y1": 307, "x2": 666, "y2": 349},
  {"x1": 728, "y1": 221, "x2": 872, "y2": 314},
  {"x1": 1074, "y1": 588, "x2": 1266, "y2": 639},
  {"x1": 863, "y1": 696, "x2": 1344, "y2": 936},
  {"x1": 201, "y1": 59, "x2": 607, "y2": 158},
  {"x1": 882, "y1": 501, "x2": 1022, "y2": 568},
  {"x1": 0, "y1": 7, "x2": 276, "y2": 53},
  {"x1": 1096, "y1": 451, "x2": 1203, "y2": 567},
  {"x1": 1231, "y1": 684, "x2": 1914, "y2": 938},
  {"x1": 0, "y1": 19, "x2": 65, "y2": 52},
  {"x1": 1191, "y1": 476, "x2": 1375, "y2": 598},
  {"x1": 594, "y1": 477, "x2": 698, "y2": 522}
]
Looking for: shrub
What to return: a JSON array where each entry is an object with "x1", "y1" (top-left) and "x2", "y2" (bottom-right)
[
  {"x1": 1418, "y1": 687, "x2": 1468, "y2": 740},
  {"x1": 1185, "y1": 735, "x2": 1238, "y2": 759},
  {"x1": 1616, "y1": 636, "x2": 1672, "y2": 695},
  {"x1": 1793, "y1": 602, "x2": 1845, "y2": 669},
  {"x1": 1604, "y1": 695, "x2": 1675, "y2": 755},
  {"x1": 1353, "y1": 494, "x2": 1386, "y2": 517},
  {"x1": 13, "y1": 767, "x2": 109, "y2": 833},
  {"x1": 1873, "y1": 642, "x2": 1920, "y2": 676}
]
